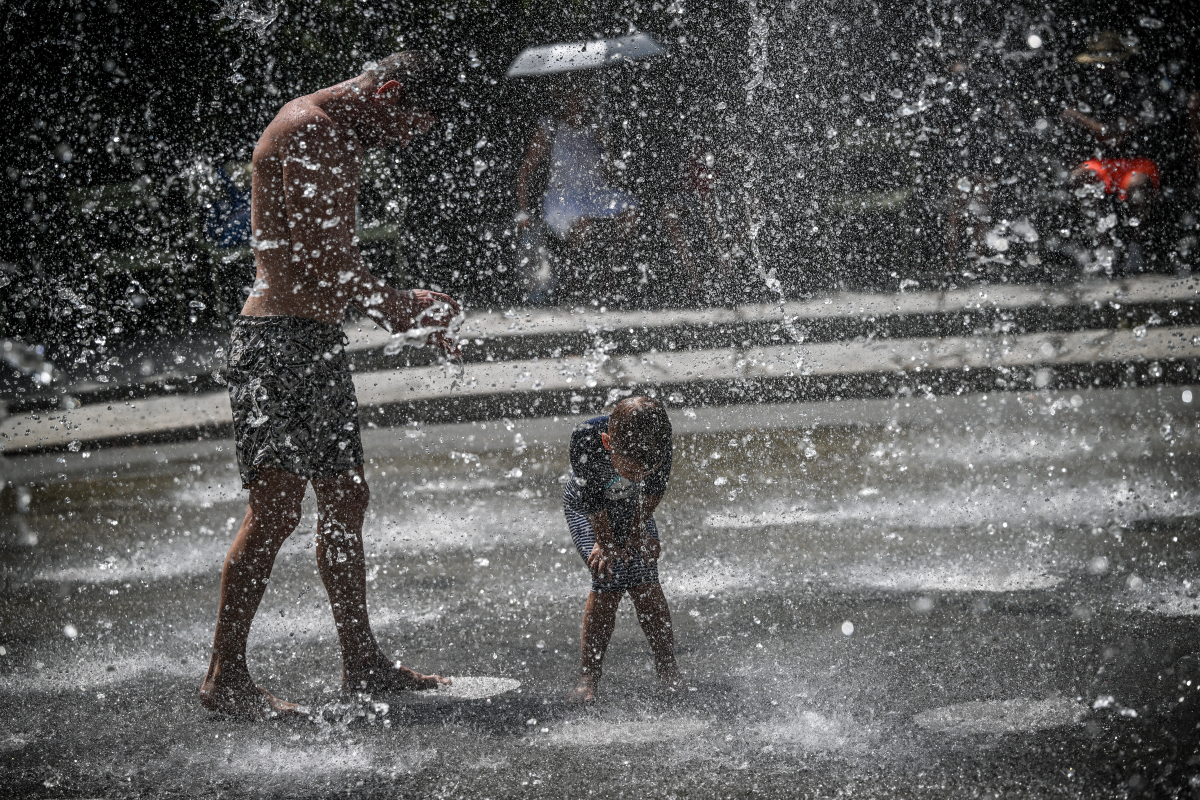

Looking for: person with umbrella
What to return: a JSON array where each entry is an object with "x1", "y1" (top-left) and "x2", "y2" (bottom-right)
[{"x1": 509, "y1": 34, "x2": 664, "y2": 301}]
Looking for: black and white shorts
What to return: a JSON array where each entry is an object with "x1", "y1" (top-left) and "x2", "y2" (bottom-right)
[
  {"x1": 563, "y1": 481, "x2": 661, "y2": 594},
  {"x1": 226, "y1": 315, "x2": 364, "y2": 488}
]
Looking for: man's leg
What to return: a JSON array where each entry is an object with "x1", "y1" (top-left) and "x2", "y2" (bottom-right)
[
  {"x1": 201, "y1": 466, "x2": 306, "y2": 716},
  {"x1": 312, "y1": 467, "x2": 446, "y2": 693},
  {"x1": 570, "y1": 589, "x2": 622, "y2": 703},
  {"x1": 629, "y1": 583, "x2": 681, "y2": 687}
]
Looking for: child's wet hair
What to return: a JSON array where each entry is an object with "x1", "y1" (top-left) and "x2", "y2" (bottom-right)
[{"x1": 608, "y1": 396, "x2": 671, "y2": 468}]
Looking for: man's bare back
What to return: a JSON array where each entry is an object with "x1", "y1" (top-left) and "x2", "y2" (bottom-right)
[{"x1": 243, "y1": 74, "x2": 454, "y2": 333}]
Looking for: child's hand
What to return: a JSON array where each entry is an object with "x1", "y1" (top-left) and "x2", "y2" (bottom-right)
[{"x1": 587, "y1": 543, "x2": 629, "y2": 582}]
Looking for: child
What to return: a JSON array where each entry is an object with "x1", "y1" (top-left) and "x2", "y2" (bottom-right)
[{"x1": 563, "y1": 396, "x2": 680, "y2": 702}]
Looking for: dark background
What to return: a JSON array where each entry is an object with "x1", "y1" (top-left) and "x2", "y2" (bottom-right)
[{"x1": 2, "y1": 0, "x2": 1197, "y2": 365}]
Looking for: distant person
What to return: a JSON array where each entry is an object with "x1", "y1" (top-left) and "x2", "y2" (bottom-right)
[
  {"x1": 935, "y1": 55, "x2": 1019, "y2": 275},
  {"x1": 203, "y1": 165, "x2": 252, "y2": 248},
  {"x1": 662, "y1": 140, "x2": 729, "y2": 305},
  {"x1": 200, "y1": 52, "x2": 460, "y2": 719},
  {"x1": 1061, "y1": 32, "x2": 1161, "y2": 207},
  {"x1": 514, "y1": 85, "x2": 640, "y2": 298},
  {"x1": 563, "y1": 396, "x2": 680, "y2": 703}
]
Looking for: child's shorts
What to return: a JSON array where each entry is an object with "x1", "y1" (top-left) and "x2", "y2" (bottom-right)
[{"x1": 563, "y1": 488, "x2": 660, "y2": 593}]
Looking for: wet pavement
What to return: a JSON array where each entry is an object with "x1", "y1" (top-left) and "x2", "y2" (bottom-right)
[{"x1": 2, "y1": 387, "x2": 1199, "y2": 798}]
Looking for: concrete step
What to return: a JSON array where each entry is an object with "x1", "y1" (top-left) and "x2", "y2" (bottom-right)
[
  {"x1": 3, "y1": 316, "x2": 1197, "y2": 455},
  {"x1": 5, "y1": 274, "x2": 1196, "y2": 414}
]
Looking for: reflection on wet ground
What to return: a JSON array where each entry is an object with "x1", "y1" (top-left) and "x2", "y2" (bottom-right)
[{"x1": 1, "y1": 387, "x2": 1198, "y2": 798}]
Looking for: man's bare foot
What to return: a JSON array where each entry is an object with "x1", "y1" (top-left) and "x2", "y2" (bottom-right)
[
  {"x1": 567, "y1": 674, "x2": 598, "y2": 704},
  {"x1": 200, "y1": 678, "x2": 307, "y2": 720},
  {"x1": 343, "y1": 656, "x2": 450, "y2": 694}
]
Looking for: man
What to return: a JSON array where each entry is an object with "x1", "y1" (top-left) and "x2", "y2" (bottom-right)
[{"x1": 199, "y1": 52, "x2": 459, "y2": 718}]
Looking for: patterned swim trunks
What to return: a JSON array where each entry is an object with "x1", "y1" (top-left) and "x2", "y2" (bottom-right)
[{"x1": 226, "y1": 315, "x2": 364, "y2": 487}]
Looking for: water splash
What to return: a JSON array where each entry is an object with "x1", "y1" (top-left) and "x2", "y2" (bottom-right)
[
  {"x1": 212, "y1": 0, "x2": 280, "y2": 84},
  {"x1": 2, "y1": 339, "x2": 56, "y2": 387},
  {"x1": 212, "y1": 0, "x2": 280, "y2": 37}
]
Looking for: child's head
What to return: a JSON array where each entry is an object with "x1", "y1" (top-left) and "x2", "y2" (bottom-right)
[{"x1": 601, "y1": 396, "x2": 672, "y2": 482}]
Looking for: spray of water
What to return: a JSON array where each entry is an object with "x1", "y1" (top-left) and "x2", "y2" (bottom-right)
[
  {"x1": 382, "y1": 301, "x2": 468, "y2": 390},
  {"x1": 743, "y1": 1, "x2": 802, "y2": 347},
  {"x1": 212, "y1": 0, "x2": 280, "y2": 84}
]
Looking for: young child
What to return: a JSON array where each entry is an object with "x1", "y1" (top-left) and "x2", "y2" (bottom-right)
[{"x1": 563, "y1": 396, "x2": 680, "y2": 702}]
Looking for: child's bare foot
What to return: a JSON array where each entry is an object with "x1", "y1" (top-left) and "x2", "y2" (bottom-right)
[
  {"x1": 567, "y1": 674, "x2": 598, "y2": 704},
  {"x1": 200, "y1": 676, "x2": 307, "y2": 720},
  {"x1": 343, "y1": 655, "x2": 450, "y2": 694},
  {"x1": 657, "y1": 666, "x2": 684, "y2": 692}
]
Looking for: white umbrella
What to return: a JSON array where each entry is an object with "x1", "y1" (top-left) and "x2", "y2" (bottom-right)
[{"x1": 506, "y1": 32, "x2": 665, "y2": 78}]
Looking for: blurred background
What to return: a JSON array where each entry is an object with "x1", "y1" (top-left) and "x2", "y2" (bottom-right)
[{"x1": 2, "y1": 0, "x2": 1197, "y2": 370}]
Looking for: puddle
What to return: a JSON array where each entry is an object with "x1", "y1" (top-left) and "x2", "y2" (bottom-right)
[
  {"x1": 847, "y1": 564, "x2": 1062, "y2": 593},
  {"x1": 540, "y1": 718, "x2": 709, "y2": 747},
  {"x1": 914, "y1": 697, "x2": 1086, "y2": 735}
]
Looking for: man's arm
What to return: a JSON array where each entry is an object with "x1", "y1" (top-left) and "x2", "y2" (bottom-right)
[
  {"x1": 346, "y1": 267, "x2": 459, "y2": 339},
  {"x1": 282, "y1": 118, "x2": 459, "y2": 341}
]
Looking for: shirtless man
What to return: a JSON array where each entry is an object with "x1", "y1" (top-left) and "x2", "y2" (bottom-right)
[{"x1": 200, "y1": 52, "x2": 459, "y2": 718}]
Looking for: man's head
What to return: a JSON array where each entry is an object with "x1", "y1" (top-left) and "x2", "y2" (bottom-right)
[
  {"x1": 350, "y1": 51, "x2": 451, "y2": 147},
  {"x1": 600, "y1": 396, "x2": 672, "y2": 482}
]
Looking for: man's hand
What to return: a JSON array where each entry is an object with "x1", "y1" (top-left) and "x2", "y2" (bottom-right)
[{"x1": 408, "y1": 290, "x2": 462, "y2": 358}]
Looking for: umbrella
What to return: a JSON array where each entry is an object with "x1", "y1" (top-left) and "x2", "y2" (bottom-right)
[{"x1": 506, "y1": 32, "x2": 665, "y2": 78}]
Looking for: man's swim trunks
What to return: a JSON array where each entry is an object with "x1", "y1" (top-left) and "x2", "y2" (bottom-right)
[
  {"x1": 226, "y1": 315, "x2": 363, "y2": 487},
  {"x1": 1078, "y1": 158, "x2": 1160, "y2": 201}
]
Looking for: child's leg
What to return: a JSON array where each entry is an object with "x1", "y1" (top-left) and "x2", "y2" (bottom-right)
[
  {"x1": 571, "y1": 589, "x2": 622, "y2": 702},
  {"x1": 628, "y1": 583, "x2": 680, "y2": 686}
]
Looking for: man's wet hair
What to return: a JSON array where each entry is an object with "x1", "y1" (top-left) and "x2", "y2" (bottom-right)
[
  {"x1": 362, "y1": 51, "x2": 456, "y2": 114},
  {"x1": 608, "y1": 396, "x2": 671, "y2": 469}
]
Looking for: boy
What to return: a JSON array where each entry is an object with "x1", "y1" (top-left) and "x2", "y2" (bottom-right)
[{"x1": 563, "y1": 396, "x2": 680, "y2": 702}]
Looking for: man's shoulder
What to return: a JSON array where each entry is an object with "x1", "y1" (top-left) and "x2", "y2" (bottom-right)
[{"x1": 266, "y1": 100, "x2": 339, "y2": 145}]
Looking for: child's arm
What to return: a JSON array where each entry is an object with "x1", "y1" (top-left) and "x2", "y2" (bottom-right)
[
  {"x1": 586, "y1": 508, "x2": 629, "y2": 581},
  {"x1": 629, "y1": 494, "x2": 663, "y2": 564}
]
